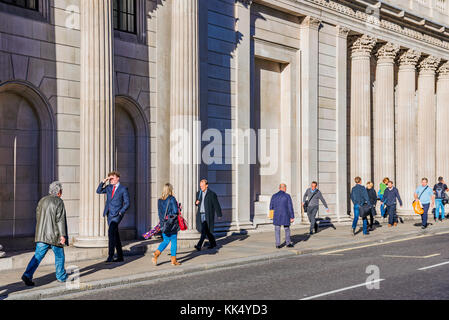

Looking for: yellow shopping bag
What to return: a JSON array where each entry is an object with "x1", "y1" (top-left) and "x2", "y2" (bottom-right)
[
  {"x1": 268, "y1": 209, "x2": 274, "y2": 219},
  {"x1": 412, "y1": 200, "x2": 424, "y2": 215}
]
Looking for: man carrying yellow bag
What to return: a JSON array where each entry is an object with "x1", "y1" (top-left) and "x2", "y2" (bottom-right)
[{"x1": 414, "y1": 178, "x2": 434, "y2": 229}]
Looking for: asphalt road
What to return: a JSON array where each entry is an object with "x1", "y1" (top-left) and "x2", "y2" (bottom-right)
[{"x1": 66, "y1": 233, "x2": 449, "y2": 300}]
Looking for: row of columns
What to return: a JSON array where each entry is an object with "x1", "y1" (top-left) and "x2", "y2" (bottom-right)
[
  {"x1": 351, "y1": 34, "x2": 449, "y2": 212},
  {"x1": 75, "y1": 0, "x2": 201, "y2": 247}
]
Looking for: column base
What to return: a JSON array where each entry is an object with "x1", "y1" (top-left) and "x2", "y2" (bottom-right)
[
  {"x1": 177, "y1": 229, "x2": 201, "y2": 240},
  {"x1": 73, "y1": 236, "x2": 109, "y2": 248}
]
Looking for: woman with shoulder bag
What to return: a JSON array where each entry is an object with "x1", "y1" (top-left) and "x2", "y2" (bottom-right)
[{"x1": 152, "y1": 183, "x2": 181, "y2": 266}]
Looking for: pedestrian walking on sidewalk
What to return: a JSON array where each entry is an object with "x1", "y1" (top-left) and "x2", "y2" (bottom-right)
[
  {"x1": 0, "y1": 244, "x2": 5, "y2": 258},
  {"x1": 366, "y1": 182, "x2": 377, "y2": 231},
  {"x1": 414, "y1": 178, "x2": 434, "y2": 229},
  {"x1": 152, "y1": 183, "x2": 181, "y2": 266},
  {"x1": 194, "y1": 179, "x2": 222, "y2": 251},
  {"x1": 380, "y1": 180, "x2": 403, "y2": 227},
  {"x1": 302, "y1": 181, "x2": 329, "y2": 235},
  {"x1": 21, "y1": 182, "x2": 68, "y2": 286},
  {"x1": 97, "y1": 171, "x2": 130, "y2": 263},
  {"x1": 350, "y1": 177, "x2": 370, "y2": 236},
  {"x1": 433, "y1": 176, "x2": 448, "y2": 222},
  {"x1": 270, "y1": 183, "x2": 295, "y2": 248},
  {"x1": 378, "y1": 177, "x2": 389, "y2": 220}
]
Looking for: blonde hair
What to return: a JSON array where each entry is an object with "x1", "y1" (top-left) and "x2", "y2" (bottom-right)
[
  {"x1": 161, "y1": 183, "x2": 174, "y2": 200},
  {"x1": 366, "y1": 181, "x2": 374, "y2": 189}
]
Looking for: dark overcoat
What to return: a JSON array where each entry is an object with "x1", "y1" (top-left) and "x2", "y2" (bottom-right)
[
  {"x1": 195, "y1": 189, "x2": 222, "y2": 233},
  {"x1": 270, "y1": 190, "x2": 295, "y2": 226}
]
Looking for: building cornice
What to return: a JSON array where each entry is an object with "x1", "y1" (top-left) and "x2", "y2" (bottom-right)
[{"x1": 298, "y1": 0, "x2": 449, "y2": 52}]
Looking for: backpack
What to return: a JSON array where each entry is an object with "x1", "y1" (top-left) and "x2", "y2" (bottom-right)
[{"x1": 435, "y1": 184, "x2": 445, "y2": 199}]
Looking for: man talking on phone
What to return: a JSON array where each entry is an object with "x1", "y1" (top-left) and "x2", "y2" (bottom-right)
[{"x1": 97, "y1": 171, "x2": 130, "y2": 263}]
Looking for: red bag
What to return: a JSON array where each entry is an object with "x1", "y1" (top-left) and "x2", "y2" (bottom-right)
[{"x1": 177, "y1": 202, "x2": 188, "y2": 231}]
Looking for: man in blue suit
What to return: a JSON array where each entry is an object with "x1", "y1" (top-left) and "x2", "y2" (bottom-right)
[
  {"x1": 270, "y1": 183, "x2": 295, "y2": 248},
  {"x1": 96, "y1": 171, "x2": 130, "y2": 263}
]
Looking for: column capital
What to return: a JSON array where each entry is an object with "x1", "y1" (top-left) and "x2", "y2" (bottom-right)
[
  {"x1": 300, "y1": 16, "x2": 321, "y2": 30},
  {"x1": 438, "y1": 61, "x2": 449, "y2": 77},
  {"x1": 336, "y1": 25, "x2": 350, "y2": 38},
  {"x1": 376, "y1": 42, "x2": 400, "y2": 61},
  {"x1": 398, "y1": 49, "x2": 421, "y2": 68},
  {"x1": 351, "y1": 34, "x2": 376, "y2": 57},
  {"x1": 419, "y1": 55, "x2": 441, "y2": 73}
]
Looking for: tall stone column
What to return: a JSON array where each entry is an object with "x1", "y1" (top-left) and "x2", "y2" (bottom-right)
[
  {"x1": 76, "y1": 0, "x2": 115, "y2": 247},
  {"x1": 170, "y1": 0, "x2": 201, "y2": 240},
  {"x1": 300, "y1": 16, "x2": 320, "y2": 209},
  {"x1": 417, "y1": 56, "x2": 440, "y2": 182},
  {"x1": 396, "y1": 49, "x2": 421, "y2": 213},
  {"x1": 350, "y1": 35, "x2": 376, "y2": 183},
  {"x1": 336, "y1": 26, "x2": 350, "y2": 221},
  {"x1": 373, "y1": 42, "x2": 399, "y2": 186},
  {"x1": 436, "y1": 62, "x2": 449, "y2": 181}
]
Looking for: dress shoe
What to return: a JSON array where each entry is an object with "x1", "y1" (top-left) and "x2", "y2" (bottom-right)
[
  {"x1": 276, "y1": 245, "x2": 282, "y2": 249},
  {"x1": 194, "y1": 245, "x2": 201, "y2": 251},
  {"x1": 105, "y1": 257, "x2": 114, "y2": 263},
  {"x1": 286, "y1": 244, "x2": 294, "y2": 248},
  {"x1": 113, "y1": 257, "x2": 124, "y2": 262},
  {"x1": 207, "y1": 243, "x2": 217, "y2": 249},
  {"x1": 309, "y1": 231, "x2": 314, "y2": 235},
  {"x1": 21, "y1": 275, "x2": 35, "y2": 287}
]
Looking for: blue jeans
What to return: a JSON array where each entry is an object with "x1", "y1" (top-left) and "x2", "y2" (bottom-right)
[
  {"x1": 379, "y1": 195, "x2": 386, "y2": 217},
  {"x1": 435, "y1": 199, "x2": 445, "y2": 220},
  {"x1": 422, "y1": 203, "x2": 430, "y2": 227},
  {"x1": 352, "y1": 204, "x2": 368, "y2": 234},
  {"x1": 387, "y1": 204, "x2": 397, "y2": 225},
  {"x1": 23, "y1": 242, "x2": 67, "y2": 282},
  {"x1": 157, "y1": 233, "x2": 178, "y2": 256}
]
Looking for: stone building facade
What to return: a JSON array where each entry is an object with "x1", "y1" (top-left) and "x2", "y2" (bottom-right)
[{"x1": 0, "y1": 0, "x2": 449, "y2": 246}]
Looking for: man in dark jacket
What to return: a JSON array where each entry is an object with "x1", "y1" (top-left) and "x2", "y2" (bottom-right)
[
  {"x1": 350, "y1": 176, "x2": 370, "y2": 236},
  {"x1": 194, "y1": 179, "x2": 222, "y2": 251},
  {"x1": 97, "y1": 171, "x2": 130, "y2": 263},
  {"x1": 380, "y1": 180, "x2": 403, "y2": 227},
  {"x1": 22, "y1": 181, "x2": 68, "y2": 286},
  {"x1": 270, "y1": 183, "x2": 295, "y2": 248}
]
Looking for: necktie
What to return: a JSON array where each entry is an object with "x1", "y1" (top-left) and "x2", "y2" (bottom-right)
[{"x1": 111, "y1": 185, "x2": 116, "y2": 199}]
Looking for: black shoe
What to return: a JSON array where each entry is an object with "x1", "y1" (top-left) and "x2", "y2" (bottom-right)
[
  {"x1": 314, "y1": 223, "x2": 319, "y2": 234},
  {"x1": 276, "y1": 245, "x2": 282, "y2": 249},
  {"x1": 399, "y1": 217, "x2": 404, "y2": 224},
  {"x1": 309, "y1": 231, "x2": 314, "y2": 235},
  {"x1": 105, "y1": 257, "x2": 114, "y2": 263},
  {"x1": 207, "y1": 244, "x2": 217, "y2": 249},
  {"x1": 287, "y1": 244, "x2": 294, "y2": 248},
  {"x1": 194, "y1": 245, "x2": 201, "y2": 251},
  {"x1": 113, "y1": 257, "x2": 124, "y2": 262},
  {"x1": 21, "y1": 275, "x2": 34, "y2": 287}
]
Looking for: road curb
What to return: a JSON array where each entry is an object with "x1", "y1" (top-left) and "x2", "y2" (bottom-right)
[{"x1": 5, "y1": 225, "x2": 449, "y2": 300}]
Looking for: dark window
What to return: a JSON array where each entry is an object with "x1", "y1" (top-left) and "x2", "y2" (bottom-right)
[
  {"x1": 113, "y1": 0, "x2": 136, "y2": 34},
  {"x1": 0, "y1": 0, "x2": 38, "y2": 10}
]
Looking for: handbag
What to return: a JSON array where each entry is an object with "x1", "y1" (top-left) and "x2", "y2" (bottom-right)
[
  {"x1": 268, "y1": 209, "x2": 274, "y2": 219},
  {"x1": 413, "y1": 186, "x2": 428, "y2": 215},
  {"x1": 360, "y1": 203, "x2": 371, "y2": 219},
  {"x1": 177, "y1": 202, "x2": 188, "y2": 231},
  {"x1": 304, "y1": 189, "x2": 318, "y2": 213}
]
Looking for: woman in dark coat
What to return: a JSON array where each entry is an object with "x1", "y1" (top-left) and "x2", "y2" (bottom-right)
[
  {"x1": 152, "y1": 183, "x2": 181, "y2": 266},
  {"x1": 366, "y1": 181, "x2": 377, "y2": 231}
]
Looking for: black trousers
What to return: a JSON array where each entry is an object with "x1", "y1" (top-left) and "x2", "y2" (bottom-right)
[
  {"x1": 197, "y1": 221, "x2": 216, "y2": 248},
  {"x1": 108, "y1": 221, "x2": 123, "y2": 259}
]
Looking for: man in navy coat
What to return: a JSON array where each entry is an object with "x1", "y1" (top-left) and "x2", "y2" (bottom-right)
[
  {"x1": 96, "y1": 171, "x2": 130, "y2": 262},
  {"x1": 270, "y1": 183, "x2": 295, "y2": 248}
]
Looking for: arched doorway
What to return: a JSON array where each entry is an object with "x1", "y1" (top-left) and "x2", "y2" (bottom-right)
[
  {"x1": 115, "y1": 96, "x2": 149, "y2": 239},
  {"x1": 0, "y1": 81, "x2": 55, "y2": 238}
]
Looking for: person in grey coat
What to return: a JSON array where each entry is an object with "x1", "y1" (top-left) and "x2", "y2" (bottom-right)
[
  {"x1": 302, "y1": 182, "x2": 330, "y2": 235},
  {"x1": 21, "y1": 181, "x2": 68, "y2": 286},
  {"x1": 270, "y1": 183, "x2": 295, "y2": 248}
]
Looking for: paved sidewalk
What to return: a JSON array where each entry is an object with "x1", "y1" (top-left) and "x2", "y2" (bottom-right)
[{"x1": 2, "y1": 218, "x2": 449, "y2": 300}]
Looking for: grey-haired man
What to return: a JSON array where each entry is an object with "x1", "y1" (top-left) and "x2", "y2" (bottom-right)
[{"x1": 21, "y1": 181, "x2": 68, "y2": 286}]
